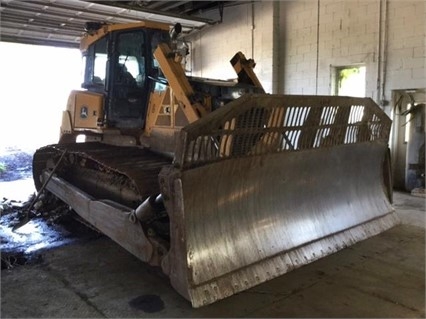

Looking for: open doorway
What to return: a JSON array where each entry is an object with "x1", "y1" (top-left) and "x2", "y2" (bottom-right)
[
  {"x1": 391, "y1": 89, "x2": 425, "y2": 192},
  {"x1": 332, "y1": 65, "x2": 366, "y2": 97}
]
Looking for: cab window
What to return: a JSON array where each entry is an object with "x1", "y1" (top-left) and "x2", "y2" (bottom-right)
[
  {"x1": 93, "y1": 36, "x2": 108, "y2": 85},
  {"x1": 114, "y1": 31, "x2": 146, "y2": 88},
  {"x1": 82, "y1": 36, "x2": 108, "y2": 88}
]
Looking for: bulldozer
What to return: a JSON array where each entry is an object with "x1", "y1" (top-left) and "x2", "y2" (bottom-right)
[{"x1": 32, "y1": 20, "x2": 399, "y2": 307}]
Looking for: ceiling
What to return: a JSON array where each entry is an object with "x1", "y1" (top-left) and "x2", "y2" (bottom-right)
[
  {"x1": 0, "y1": 0, "x2": 237, "y2": 48},
  {"x1": 94, "y1": 1, "x2": 228, "y2": 16}
]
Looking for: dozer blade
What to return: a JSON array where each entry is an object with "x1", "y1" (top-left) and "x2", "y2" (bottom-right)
[{"x1": 159, "y1": 94, "x2": 398, "y2": 307}]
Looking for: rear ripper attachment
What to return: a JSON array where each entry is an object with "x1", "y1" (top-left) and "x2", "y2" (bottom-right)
[{"x1": 33, "y1": 94, "x2": 398, "y2": 308}]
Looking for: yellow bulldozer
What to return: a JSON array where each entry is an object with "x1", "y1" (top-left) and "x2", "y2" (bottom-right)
[{"x1": 33, "y1": 21, "x2": 398, "y2": 307}]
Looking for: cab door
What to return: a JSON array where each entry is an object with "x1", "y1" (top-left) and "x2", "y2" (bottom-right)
[{"x1": 106, "y1": 30, "x2": 149, "y2": 129}]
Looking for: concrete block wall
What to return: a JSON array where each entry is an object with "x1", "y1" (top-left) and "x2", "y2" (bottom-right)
[
  {"x1": 187, "y1": 4, "x2": 252, "y2": 80},
  {"x1": 186, "y1": 0, "x2": 424, "y2": 107},
  {"x1": 279, "y1": 0, "x2": 425, "y2": 107},
  {"x1": 279, "y1": 0, "x2": 320, "y2": 95},
  {"x1": 282, "y1": 0, "x2": 383, "y2": 96},
  {"x1": 385, "y1": 0, "x2": 425, "y2": 92},
  {"x1": 185, "y1": 2, "x2": 275, "y2": 93}
]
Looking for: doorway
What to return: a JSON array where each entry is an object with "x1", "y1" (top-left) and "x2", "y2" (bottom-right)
[{"x1": 391, "y1": 89, "x2": 425, "y2": 191}]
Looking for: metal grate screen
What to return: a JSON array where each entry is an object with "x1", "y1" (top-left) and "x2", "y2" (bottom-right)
[{"x1": 175, "y1": 94, "x2": 391, "y2": 169}]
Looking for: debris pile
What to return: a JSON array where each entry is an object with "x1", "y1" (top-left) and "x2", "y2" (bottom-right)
[
  {"x1": 1, "y1": 192, "x2": 101, "y2": 270},
  {"x1": 0, "y1": 148, "x2": 101, "y2": 270},
  {"x1": 1, "y1": 193, "x2": 73, "y2": 228}
]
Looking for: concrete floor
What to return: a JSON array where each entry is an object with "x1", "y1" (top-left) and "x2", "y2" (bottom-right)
[{"x1": 1, "y1": 191, "x2": 425, "y2": 318}]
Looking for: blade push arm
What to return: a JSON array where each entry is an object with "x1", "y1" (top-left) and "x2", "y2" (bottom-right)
[{"x1": 153, "y1": 43, "x2": 207, "y2": 123}]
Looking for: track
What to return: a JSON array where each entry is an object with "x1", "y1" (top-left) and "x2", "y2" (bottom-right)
[{"x1": 33, "y1": 142, "x2": 172, "y2": 208}]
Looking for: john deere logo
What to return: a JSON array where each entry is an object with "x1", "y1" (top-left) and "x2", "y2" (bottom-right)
[{"x1": 80, "y1": 106, "x2": 88, "y2": 119}]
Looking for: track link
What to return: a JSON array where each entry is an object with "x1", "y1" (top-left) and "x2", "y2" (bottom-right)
[{"x1": 33, "y1": 142, "x2": 172, "y2": 208}]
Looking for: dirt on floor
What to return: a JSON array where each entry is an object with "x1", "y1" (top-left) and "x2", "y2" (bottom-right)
[
  {"x1": 1, "y1": 194, "x2": 102, "y2": 269},
  {"x1": 1, "y1": 155, "x2": 101, "y2": 271},
  {"x1": 0, "y1": 146, "x2": 104, "y2": 272},
  {"x1": 0, "y1": 147, "x2": 34, "y2": 182}
]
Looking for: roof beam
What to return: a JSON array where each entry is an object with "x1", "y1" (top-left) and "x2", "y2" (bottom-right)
[
  {"x1": 0, "y1": 26, "x2": 80, "y2": 44},
  {"x1": 84, "y1": 0, "x2": 212, "y2": 26},
  {"x1": 0, "y1": 0, "x2": 211, "y2": 47},
  {"x1": 1, "y1": 21, "x2": 82, "y2": 36},
  {"x1": 2, "y1": 1, "x2": 141, "y2": 23},
  {"x1": 1, "y1": 15, "x2": 83, "y2": 32},
  {"x1": 1, "y1": 35, "x2": 80, "y2": 48},
  {"x1": 156, "y1": 1, "x2": 189, "y2": 11}
]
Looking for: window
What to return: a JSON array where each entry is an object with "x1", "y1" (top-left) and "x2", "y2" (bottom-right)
[
  {"x1": 118, "y1": 55, "x2": 140, "y2": 79},
  {"x1": 115, "y1": 31, "x2": 146, "y2": 88},
  {"x1": 332, "y1": 66, "x2": 366, "y2": 97},
  {"x1": 93, "y1": 36, "x2": 108, "y2": 85}
]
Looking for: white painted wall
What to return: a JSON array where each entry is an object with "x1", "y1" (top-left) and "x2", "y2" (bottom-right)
[
  {"x1": 186, "y1": 0, "x2": 425, "y2": 110},
  {"x1": 185, "y1": 1, "x2": 276, "y2": 93}
]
